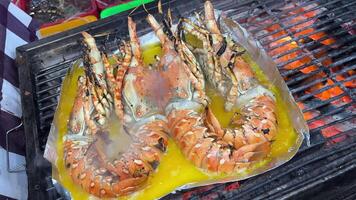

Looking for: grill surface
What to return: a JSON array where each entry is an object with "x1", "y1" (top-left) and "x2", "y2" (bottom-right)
[{"x1": 16, "y1": 0, "x2": 356, "y2": 199}]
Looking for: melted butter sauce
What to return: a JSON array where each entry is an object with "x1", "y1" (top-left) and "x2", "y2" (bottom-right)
[
  {"x1": 54, "y1": 41, "x2": 297, "y2": 199},
  {"x1": 206, "y1": 85, "x2": 239, "y2": 128},
  {"x1": 142, "y1": 43, "x2": 163, "y2": 66}
]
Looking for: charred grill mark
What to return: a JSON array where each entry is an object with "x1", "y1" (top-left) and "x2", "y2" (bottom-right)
[
  {"x1": 133, "y1": 167, "x2": 147, "y2": 177},
  {"x1": 154, "y1": 138, "x2": 167, "y2": 152},
  {"x1": 236, "y1": 49, "x2": 246, "y2": 57},
  {"x1": 148, "y1": 160, "x2": 160, "y2": 170},
  {"x1": 102, "y1": 170, "x2": 113, "y2": 177},
  {"x1": 208, "y1": 34, "x2": 214, "y2": 46},
  {"x1": 217, "y1": 14, "x2": 222, "y2": 31},
  {"x1": 242, "y1": 128, "x2": 248, "y2": 142},
  {"x1": 262, "y1": 128, "x2": 270, "y2": 135},
  {"x1": 204, "y1": 139, "x2": 215, "y2": 162},
  {"x1": 183, "y1": 59, "x2": 190, "y2": 67},
  {"x1": 177, "y1": 18, "x2": 186, "y2": 42},
  {"x1": 216, "y1": 37, "x2": 227, "y2": 56},
  {"x1": 162, "y1": 18, "x2": 175, "y2": 42},
  {"x1": 167, "y1": 9, "x2": 173, "y2": 27},
  {"x1": 222, "y1": 130, "x2": 228, "y2": 140},
  {"x1": 84, "y1": 56, "x2": 101, "y2": 87},
  {"x1": 208, "y1": 135, "x2": 218, "y2": 141},
  {"x1": 227, "y1": 52, "x2": 236, "y2": 69},
  {"x1": 227, "y1": 49, "x2": 246, "y2": 69}
]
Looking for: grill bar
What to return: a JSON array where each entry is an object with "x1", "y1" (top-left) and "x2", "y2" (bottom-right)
[
  {"x1": 271, "y1": 33, "x2": 355, "y2": 62},
  {"x1": 36, "y1": 74, "x2": 67, "y2": 86},
  {"x1": 296, "y1": 85, "x2": 343, "y2": 102},
  {"x1": 306, "y1": 103, "x2": 353, "y2": 123},
  {"x1": 37, "y1": 84, "x2": 62, "y2": 95},
  {"x1": 281, "y1": 43, "x2": 356, "y2": 76},
  {"x1": 39, "y1": 103, "x2": 59, "y2": 112},
  {"x1": 260, "y1": 11, "x2": 355, "y2": 47},
  {"x1": 328, "y1": 53, "x2": 356, "y2": 68},
  {"x1": 277, "y1": 46, "x2": 354, "y2": 75},
  {"x1": 245, "y1": 0, "x2": 352, "y2": 34},
  {"x1": 329, "y1": 78, "x2": 354, "y2": 100},
  {"x1": 38, "y1": 92, "x2": 61, "y2": 103},
  {"x1": 290, "y1": 77, "x2": 329, "y2": 93},
  {"x1": 40, "y1": 113, "x2": 55, "y2": 122},
  {"x1": 340, "y1": 74, "x2": 356, "y2": 83},
  {"x1": 302, "y1": 94, "x2": 349, "y2": 112},
  {"x1": 263, "y1": 153, "x2": 356, "y2": 199},
  {"x1": 286, "y1": 70, "x2": 326, "y2": 86},
  {"x1": 327, "y1": 128, "x2": 356, "y2": 141},
  {"x1": 310, "y1": 115, "x2": 355, "y2": 133},
  {"x1": 37, "y1": 57, "x2": 79, "y2": 74},
  {"x1": 268, "y1": 25, "x2": 355, "y2": 57},
  {"x1": 257, "y1": 1, "x2": 356, "y2": 43},
  {"x1": 36, "y1": 64, "x2": 71, "y2": 79},
  {"x1": 229, "y1": 139, "x2": 356, "y2": 199}
]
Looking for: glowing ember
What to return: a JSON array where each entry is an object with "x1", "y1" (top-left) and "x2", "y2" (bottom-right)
[
  {"x1": 321, "y1": 115, "x2": 354, "y2": 143},
  {"x1": 323, "y1": 126, "x2": 346, "y2": 144},
  {"x1": 308, "y1": 119, "x2": 325, "y2": 130},
  {"x1": 335, "y1": 73, "x2": 356, "y2": 88},
  {"x1": 297, "y1": 102, "x2": 320, "y2": 121},
  {"x1": 285, "y1": 5, "x2": 336, "y2": 46},
  {"x1": 269, "y1": 36, "x2": 318, "y2": 74},
  {"x1": 244, "y1": 2, "x2": 355, "y2": 144},
  {"x1": 306, "y1": 79, "x2": 351, "y2": 103},
  {"x1": 264, "y1": 4, "x2": 355, "y2": 103}
]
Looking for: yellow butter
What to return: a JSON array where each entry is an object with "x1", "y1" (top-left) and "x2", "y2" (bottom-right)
[{"x1": 53, "y1": 44, "x2": 297, "y2": 200}]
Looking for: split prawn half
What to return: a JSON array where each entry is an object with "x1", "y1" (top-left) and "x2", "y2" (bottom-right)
[
  {"x1": 151, "y1": 1, "x2": 278, "y2": 173},
  {"x1": 63, "y1": 21, "x2": 168, "y2": 198}
]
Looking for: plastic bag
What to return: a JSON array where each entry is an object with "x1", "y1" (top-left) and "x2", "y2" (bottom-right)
[
  {"x1": 28, "y1": 0, "x2": 98, "y2": 27},
  {"x1": 44, "y1": 8, "x2": 309, "y2": 200}
]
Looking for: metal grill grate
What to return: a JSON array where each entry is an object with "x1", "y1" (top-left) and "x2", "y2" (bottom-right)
[
  {"x1": 35, "y1": 57, "x2": 80, "y2": 150},
  {"x1": 232, "y1": 0, "x2": 355, "y2": 142},
  {"x1": 166, "y1": 0, "x2": 356, "y2": 199},
  {"x1": 16, "y1": 0, "x2": 355, "y2": 199}
]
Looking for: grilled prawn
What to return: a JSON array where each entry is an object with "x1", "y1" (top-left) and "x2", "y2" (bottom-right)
[
  {"x1": 63, "y1": 26, "x2": 168, "y2": 198},
  {"x1": 181, "y1": 1, "x2": 278, "y2": 141},
  {"x1": 151, "y1": 1, "x2": 278, "y2": 172}
]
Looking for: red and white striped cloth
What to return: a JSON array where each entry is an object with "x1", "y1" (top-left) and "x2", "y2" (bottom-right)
[{"x1": 0, "y1": 1, "x2": 39, "y2": 199}]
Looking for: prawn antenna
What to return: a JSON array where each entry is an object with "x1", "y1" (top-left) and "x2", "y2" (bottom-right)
[
  {"x1": 158, "y1": 0, "x2": 163, "y2": 14},
  {"x1": 129, "y1": 3, "x2": 140, "y2": 16},
  {"x1": 129, "y1": 0, "x2": 150, "y2": 16},
  {"x1": 142, "y1": 1, "x2": 149, "y2": 14}
]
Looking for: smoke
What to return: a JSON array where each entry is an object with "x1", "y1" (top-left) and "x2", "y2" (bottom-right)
[{"x1": 101, "y1": 115, "x2": 134, "y2": 161}]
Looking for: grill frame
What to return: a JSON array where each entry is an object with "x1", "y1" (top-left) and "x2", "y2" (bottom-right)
[{"x1": 16, "y1": 0, "x2": 356, "y2": 199}]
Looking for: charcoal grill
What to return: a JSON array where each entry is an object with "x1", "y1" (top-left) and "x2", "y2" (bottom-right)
[{"x1": 16, "y1": 0, "x2": 356, "y2": 199}]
